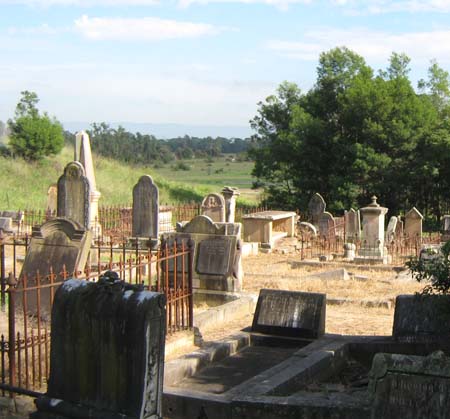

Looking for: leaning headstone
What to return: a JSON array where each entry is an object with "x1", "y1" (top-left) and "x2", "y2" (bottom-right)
[
  {"x1": 393, "y1": 294, "x2": 450, "y2": 343},
  {"x1": 318, "y1": 211, "x2": 335, "y2": 239},
  {"x1": 404, "y1": 207, "x2": 423, "y2": 241},
  {"x1": 386, "y1": 216, "x2": 398, "y2": 244},
  {"x1": 222, "y1": 186, "x2": 240, "y2": 223},
  {"x1": 19, "y1": 218, "x2": 92, "y2": 317},
  {"x1": 251, "y1": 289, "x2": 326, "y2": 339},
  {"x1": 57, "y1": 161, "x2": 90, "y2": 229},
  {"x1": 132, "y1": 175, "x2": 159, "y2": 239},
  {"x1": 31, "y1": 273, "x2": 166, "y2": 419},
  {"x1": 308, "y1": 193, "x2": 326, "y2": 226},
  {"x1": 201, "y1": 193, "x2": 226, "y2": 223},
  {"x1": 369, "y1": 351, "x2": 450, "y2": 419},
  {"x1": 46, "y1": 184, "x2": 57, "y2": 214}
]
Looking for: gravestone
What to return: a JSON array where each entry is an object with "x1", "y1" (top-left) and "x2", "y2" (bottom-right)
[
  {"x1": 297, "y1": 221, "x2": 317, "y2": 238},
  {"x1": 386, "y1": 216, "x2": 398, "y2": 244},
  {"x1": 222, "y1": 186, "x2": 240, "y2": 223},
  {"x1": 0, "y1": 210, "x2": 23, "y2": 226},
  {"x1": 201, "y1": 193, "x2": 226, "y2": 223},
  {"x1": 0, "y1": 217, "x2": 13, "y2": 233},
  {"x1": 308, "y1": 193, "x2": 326, "y2": 226},
  {"x1": 318, "y1": 211, "x2": 335, "y2": 239},
  {"x1": 132, "y1": 175, "x2": 159, "y2": 239},
  {"x1": 19, "y1": 218, "x2": 92, "y2": 317},
  {"x1": 404, "y1": 207, "x2": 423, "y2": 241},
  {"x1": 31, "y1": 273, "x2": 166, "y2": 419},
  {"x1": 196, "y1": 237, "x2": 233, "y2": 276},
  {"x1": 46, "y1": 184, "x2": 57, "y2": 214},
  {"x1": 345, "y1": 208, "x2": 360, "y2": 241},
  {"x1": 443, "y1": 215, "x2": 450, "y2": 233},
  {"x1": 393, "y1": 294, "x2": 450, "y2": 343},
  {"x1": 57, "y1": 161, "x2": 90, "y2": 229},
  {"x1": 251, "y1": 289, "x2": 326, "y2": 339},
  {"x1": 369, "y1": 351, "x2": 450, "y2": 419},
  {"x1": 396, "y1": 216, "x2": 404, "y2": 239}
]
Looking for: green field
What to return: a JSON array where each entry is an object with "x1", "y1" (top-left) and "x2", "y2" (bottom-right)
[{"x1": 0, "y1": 145, "x2": 260, "y2": 209}]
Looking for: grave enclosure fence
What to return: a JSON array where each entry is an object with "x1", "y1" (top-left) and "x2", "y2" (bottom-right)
[{"x1": 0, "y1": 237, "x2": 194, "y2": 395}]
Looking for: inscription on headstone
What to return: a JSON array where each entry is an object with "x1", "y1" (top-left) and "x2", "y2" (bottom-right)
[
  {"x1": 196, "y1": 237, "x2": 233, "y2": 276},
  {"x1": 252, "y1": 289, "x2": 326, "y2": 339},
  {"x1": 201, "y1": 193, "x2": 225, "y2": 223}
]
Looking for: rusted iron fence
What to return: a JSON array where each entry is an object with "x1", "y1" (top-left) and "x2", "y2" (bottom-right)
[{"x1": 0, "y1": 237, "x2": 193, "y2": 394}]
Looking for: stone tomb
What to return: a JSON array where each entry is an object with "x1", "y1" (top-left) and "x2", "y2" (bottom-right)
[
  {"x1": 242, "y1": 210, "x2": 296, "y2": 248},
  {"x1": 308, "y1": 193, "x2": 326, "y2": 226},
  {"x1": 251, "y1": 289, "x2": 326, "y2": 339},
  {"x1": 392, "y1": 294, "x2": 450, "y2": 343},
  {"x1": 132, "y1": 175, "x2": 159, "y2": 240},
  {"x1": 369, "y1": 351, "x2": 450, "y2": 419},
  {"x1": 31, "y1": 275, "x2": 166, "y2": 419},
  {"x1": 201, "y1": 193, "x2": 225, "y2": 223},
  {"x1": 163, "y1": 215, "x2": 242, "y2": 292}
]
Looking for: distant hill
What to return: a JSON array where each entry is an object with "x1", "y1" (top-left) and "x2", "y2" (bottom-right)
[{"x1": 62, "y1": 121, "x2": 253, "y2": 139}]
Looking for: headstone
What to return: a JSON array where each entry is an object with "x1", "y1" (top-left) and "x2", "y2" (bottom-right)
[
  {"x1": 221, "y1": 186, "x2": 240, "y2": 223},
  {"x1": 355, "y1": 196, "x2": 388, "y2": 263},
  {"x1": 0, "y1": 210, "x2": 24, "y2": 225},
  {"x1": 404, "y1": 207, "x2": 423, "y2": 241},
  {"x1": 297, "y1": 221, "x2": 317, "y2": 238},
  {"x1": 132, "y1": 175, "x2": 159, "y2": 239},
  {"x1": 345, "y1": 208, "x2": 360, "y2": 241},
  {"x1": 57, "y1": 161, "x2": 90, "y2": 229},
  {"x1": 74, "y1": 131, "x2": 102, "y2": 236},
  {"x1": 196, "y1": 237, "x2": 233, "y2": 276},
  {"x1": 396, "y1": 216, "x2": 404, "y2": 239},
  {"x1": 443, "y1": 215, "x2": 450, "y2": 233},
  {"x1": 19, "y1": 218, "x2": 92, "y2": 317},
  {"x1": 0, "y1": 217, "x2": 13, "y2": 233},
  {"x1": 392, "y1": 294, "x2": 450, "y2": 343},
  {"x1": 386, "y1": 216, "x2": 398, "y2": 244},
  {"x1": 318, "y1": 211, "x2": 335, "y2": 239},
  {"x1": 308, "y1": 193, "x2": 326, "y2": 226},
  {"x1": 369, "y1": 351, "x2": 450, "y2": 419},
  {"x1": 31, "y1": 273, "x2": 166, "y2": 419},
  {"x1": 201, "y1": 193, "x2": 226, "y2": 223},
  {"x1": 251, "y1": 289, "x2": 326, "y2": 339},
  {"x1": 46, "y1": 184, "x2": 57, "y2": 214}
]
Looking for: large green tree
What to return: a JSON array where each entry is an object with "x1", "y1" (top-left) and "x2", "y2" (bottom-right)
[
  {"x1": 250, "y1": 47, "x2": 450, "y2": 220},
  {"x1": 8, "y1": 91, "x2": 64, "y2": 161}
]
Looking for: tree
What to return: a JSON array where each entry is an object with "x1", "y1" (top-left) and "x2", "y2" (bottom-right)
[{"x1": 8, "y1": 91, "x2": 64, "y2": 160}]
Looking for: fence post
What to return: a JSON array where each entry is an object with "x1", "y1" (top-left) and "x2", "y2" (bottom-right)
[
  {"x1": 7, "y1": 274, "x2": 16, "y2": 396},
  {"x1": 187, "y1": 239, "x2": 194, "y2": 329},
  {"x1": 0, "y1": 231, "x2": 5, "y2": 311}
]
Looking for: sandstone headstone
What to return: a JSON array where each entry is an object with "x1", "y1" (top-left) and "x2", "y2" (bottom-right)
[
  {"x1": 393, "y1": 294, "x2": 450, "y2": 343},
  {"x1": 369, "y1": 351, "x2": 450, "y2": 419},
  {"x1": 31, "y1": 274, "x2": 166, "y2": 419},
  {"x1": 57, "y1": 161, "x2": 90, "y2": 229},
  {"x1": 345, "y1": 208, "x2": 360, "y2": 241},
  {"x1": 251, "y1": 289, "x2": 326, "y2": 339},
  {"x1": 221, "y1": 186, "x2": 240, "y2": 223},
  {"x1": 201, "y1": 193, "x2": 225, "y2": 223},
  {"x1": 443, "y1": 215, "x2": 450, "y2": 232},
  {"x1": 297, "y1": 221, "x2": 317, "y2": 238},
  {"x1": 386, "y1": 216, "x2": 398, "y2": 243},
  {"x1": 318, "y1": 211, "x2": 335, "y2": 239},
  {"x1": 132, "y1": 175, "x2": 159, "y2": 239},
  {"x1": 196, "y1": 236, "x2": 233, "y2": 276},
  {"x1": 308, "y1": 193, "x2": 326, "y2": 225},
  {"x1": 404, "y1": 207, "x2": 423, "y2": 241},
  {"x1": 46, "y1": 184, "x2": 58, "y2": 214}
]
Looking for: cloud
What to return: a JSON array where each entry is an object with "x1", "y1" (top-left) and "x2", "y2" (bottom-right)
[
  {"x1": 0, "y1": 0, "x2": 159, "y2": 6},
  {"x1": 330, "y1": 0, "x2": 450, "y2": 14},
  {"x1": 178, "y1": 0, "x2": 311, "y2": 10},
  {"x1": 267, "y1": 27, "x2": 450, "y2": 64},
  {"x1": 74, "y1": 15, "x2": 221, "y2": 41}
]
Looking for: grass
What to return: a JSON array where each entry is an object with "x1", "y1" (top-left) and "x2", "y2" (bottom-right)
[{"x1": 0, "y1": 145, "x2": 260, "y2": 209}]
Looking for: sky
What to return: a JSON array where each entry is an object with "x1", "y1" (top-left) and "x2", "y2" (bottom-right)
[{"x1": 2, "y1": 0, "x2": 450, "y2": 137}]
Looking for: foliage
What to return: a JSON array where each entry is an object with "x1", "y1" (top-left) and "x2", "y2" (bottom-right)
[
  {"x1": 8, "y1": 91, "x2": 64, "y2": 161},
  {"x1": 250, "y1": 48, "x2": 450, "y2": 219},
  {"x1": 406, "y1": 241, "x2": 450, "y2": 294}
]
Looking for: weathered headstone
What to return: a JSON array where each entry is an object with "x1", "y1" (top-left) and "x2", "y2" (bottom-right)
[
  {"x1": 404, "y1": 207, "x2": 423, "y2": 241},
  {"x1": 31, "y1": 273, "x2": 166, "y2": 419},
  {"x1": 57, "y1": 161, "x2": 90, "y2": 229},
  {"x1": 393, "y1": 294, "x2": 450, "y2": 343},
  {"x1": 201, "y1": 193, "x2": 226, "y2": 223},
  {"x1": 297, "y1": 221, "x2": 317, "y2": 238},
  {"x1": 386, "y1": 216, "x2": 398, "y2": 244},
  {"x1": 318, "y1": 211, "x2": 335, "y2": 239},
  {"x1": 222, "y1": 186, "x2": 240, "y2": 223},
  {"x1": 46, "y1": 184, "x2": 57, "y2": 214},
  {"x1": 251, "y1": 289, "x2": 326, "y2": 339},
  {"x1": 443, "y1": 215, "x2": 450, "y2": 233},
  {"x1": 308, "y1": 193, "x2": 326, "y2": 226},
  {"x1": 345, "y1": 208, "x2": 360, "y2": 241},
  {"x1": 369, "y1": 351, "x2": 450, "y2": 419},
  {"x1": 132, "y1": 175, "x2": 159, "y2": 239},
  {"x1": 19, "y1": 218, "x2": 92, "y2": 316}
]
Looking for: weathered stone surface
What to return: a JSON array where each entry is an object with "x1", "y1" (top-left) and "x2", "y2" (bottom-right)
[
  {"x1": 318, "y1": 212, "x2": 335, "y2": 239},
  {"x1": 32, "y1": 274, "x2": 166, "y2": 419},
  {"x1": 201, "y1": 193, "x2": 225, "y2": 223},
  {"x1": 443, "y1": 215, "x2": 450, "y2": 232},
  {"x1": 404, "y1": 207, "x2": 423, "y2": 240},
  {"x1": 369, "y1": 351, "x2": 450, "y2": 419},
  {"x1": 308, "y1": 193, "x2": 326, "y2": 225},
  {"x1": 221, "y1": 186, "x2": 240, "y2": 223},
  {"x1": 386, "y1": 216, "x2": 398, "y2": 243},
  {"x1": 251, "y1": 289, "x2": 326, "y2": 339},
  {"x1": 345, "y1": 208, "x2": 361, "y2": 241},
  {"x1": 297, "y1": 222, "x2": 317, "y2": 238},
  {"x1": 132, "y1": 175, "x2": 159, "y2": 238},
  {"x1": 0, "y1": 210, "x2": 23, "y2": 224},
  {"x1": 196, "y1": 237, "x2": 233, "y2": 276},
  {"x1": 0, "y1": 217, "x2": 13, "y2": 233},
  {"x1": 393, "y1": 294, "x2": 450, "y2": 343},
  {"x1": 57, "y1": 161, "x2": 90, "y2": 229},
  {"x1": 46, "y1": 184, "x2": 58, "y2": 213}
]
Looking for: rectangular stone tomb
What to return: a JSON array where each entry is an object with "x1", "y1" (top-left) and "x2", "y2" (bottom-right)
[
  {"x1": 251, "y1": 289, "x2": 326, "y2": 339},
  {"x1": 369, "y1": 351, "x2": 450, "y2": 419},
  {"x1": 31, "y1": 278, "x2": 166, "y2": 419},
  {"x1": 393, "y1": 294, "x2": 450, "y2": 343}
]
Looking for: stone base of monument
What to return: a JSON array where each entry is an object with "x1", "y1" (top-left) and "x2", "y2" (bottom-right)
[
  {"x1": 128, "y1": 237, "x2": 159, "y2": 250},
  {"x1": 354, "y1": 247, "x2": 390, "y2": 264}
]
